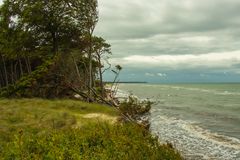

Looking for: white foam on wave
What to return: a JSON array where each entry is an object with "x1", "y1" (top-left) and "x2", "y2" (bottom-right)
[
  {"x1": 169, "y1": 86, "x2": 240, "y2": 96},
  {"x1": 115, "y1": 89, "x2": 155, "y2": 102},
  {"x1": 150, "y1": 108, "x2": 240, "y2": 160},
  {"x1": 115, "y1": 89, "x2": 129, "y2": 98},
  {"x1": 216, "y1": 91, "x2": 240, "y2": 96},
  {"x1": 184, "y1": 124, "x2": 240, "y2": 150}
]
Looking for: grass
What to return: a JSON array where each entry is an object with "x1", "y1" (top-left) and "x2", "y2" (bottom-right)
[
  {"x1": 0, "y1": 99, "x2": 182, "y2": 160},
  {"x1": 0, "y1": 99, "x2": 117, "y2": 146}
]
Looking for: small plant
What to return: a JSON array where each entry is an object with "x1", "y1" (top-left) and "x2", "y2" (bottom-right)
[{"x1": 118, "y1": 96, "x2": 153, "y2": 129}]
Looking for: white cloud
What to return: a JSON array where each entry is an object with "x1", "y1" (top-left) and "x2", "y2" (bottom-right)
[
  {"x1": 179, "y1": 36, "x2": 214, "y2": 43},
  {"x1": 110, "y1": 50, "x2": 240, "y2": 70}
]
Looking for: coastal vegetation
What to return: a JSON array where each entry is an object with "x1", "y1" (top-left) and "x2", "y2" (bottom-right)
[
  {"x1": 0, "y1": 0, "x2": 182, "y2": 159},
  {"x1": 0, "y1": 99, "x2": 182, "y2": 159},
  {"x1": 0, "y1": 0, "x2": 113, "y2": 102}
]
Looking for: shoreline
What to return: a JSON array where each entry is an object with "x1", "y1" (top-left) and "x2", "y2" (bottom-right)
[{"x1": 116, "y1": 83, "x2": 240, "y2": 160}]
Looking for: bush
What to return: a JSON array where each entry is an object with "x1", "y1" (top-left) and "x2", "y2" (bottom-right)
[
  {"x1": 119, "y1": 96, "x2": 152, "y2": 116},
  {"x1": 2, "y1": 123, "x2": 182, "y2": 160},
  {"x1": 118, "y1": 96, "x2": 153, "y2": 129}
]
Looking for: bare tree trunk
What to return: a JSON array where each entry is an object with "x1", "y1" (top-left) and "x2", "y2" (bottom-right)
[
  {"x1": 27, "y1": 56, "x2": 32, "y2": 73},
  {"x1": 92, "y1": 70, "x2": 97, "y2": 89},
  {"x1": 11, "y1": 61, "x2": 14, "y2": 84},
  {"x1": 88, "y1": 31, "x2": 93, "y2": 102},
  {"x1": 24, "y1": 54, "x2": 31, "y2": 74},
  {"x1": 52, "y1": 32, "x2": 58, "y2": 55},
  {"x1": 97, "y1": 55, "x2": 104, "y2": 97},
  {"x1": 78, "y1": 60, "x2": 88, "y2": 90},
  {"x1": 0, "y1": 68, "x2": 5, "y2": 88},
  {"x1": 18, "y1": 56, "x2": 24, "y2": 77},
  {"x1": 14, "y1": 61, "x2": 18, "y2": 80},
  {"x1": 1, "y1": 54, "x2": 9, "y2": 86},
  {"x1": 71, "y1": 54, "x2": 82, "y2": 84},
  {"x1": 113, "y1": 80, "x2": 120, "y2": 97},
  {"x1": 111, "y1": 72, "x2": 119, "y2": 91}
]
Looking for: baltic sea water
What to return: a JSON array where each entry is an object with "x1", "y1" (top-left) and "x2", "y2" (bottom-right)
[{"x1": 118, "y1": 83, "x2": 240, "y2": 160}]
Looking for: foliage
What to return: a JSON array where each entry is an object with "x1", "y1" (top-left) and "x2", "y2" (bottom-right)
[
  {"x1": 0, "y1": 99, "x2": 182, "y2": 160},
  {"x1": 119, "y1": 96, "x2": 152, "y2": 120},
  {"x1": 0, "y1": 58, "x2": 54, "y2": 97},
  {"x1": 0, "y1": 0, "x2": 113, "y2": 100},
  {"x1": 2, "y1": 124, "x2": 182, "y2": 160}
]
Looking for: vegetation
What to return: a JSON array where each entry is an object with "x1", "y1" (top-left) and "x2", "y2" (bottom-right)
[
  {"x1": 118, "y1": 96, "x2": 152, "y2": 129},
  {"x1": 0, "y1": 0, "x2": 115, "y2": 102},
  {"x1": 0, "y1": 0, "x2": 183, "y2": 159},
  {"x1": 0, "y1": 99, "x2": 182, "y2": 159},
  {"x1": 119, "y1": 96, "x2": 152, "y2": 118}
]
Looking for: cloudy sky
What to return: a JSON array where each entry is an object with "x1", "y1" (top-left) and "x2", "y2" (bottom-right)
[
  {"x1": 95, "y1": 0, "x2": 240, "y2": 83},
  {"x1": 1, "y1": 0, "x2": 240, "y2": 83}
]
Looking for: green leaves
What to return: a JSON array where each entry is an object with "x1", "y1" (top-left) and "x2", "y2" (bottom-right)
[
  {"x1": 0, "y1": 58, "x2": 54, "y2": 97},
  {"x1": 2, "y1": 123, "x2": 182, "y2": 160}
]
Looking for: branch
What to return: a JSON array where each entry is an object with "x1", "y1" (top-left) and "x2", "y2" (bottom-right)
[{"x1": 102, "y1": 58, "x2": 111, "y2": 74}]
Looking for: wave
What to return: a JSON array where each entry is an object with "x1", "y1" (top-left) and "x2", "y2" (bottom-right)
[
  {"x1": 118, "y1": 84, "x2": 240, "y2": 159},
  {"x1": 115, "y1": 89, "x2": 129, "y2": 98},
  {"x1": 169, "y1": 86, "x2": 240, "y2": 96},
  {"x1": 150, "y1": 111, "x2": 240, "y2": 160}
]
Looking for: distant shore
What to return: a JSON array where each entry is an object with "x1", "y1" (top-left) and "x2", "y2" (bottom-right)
[{"x1": 105, "y1": 81, "x2": 147, "y2": 84}]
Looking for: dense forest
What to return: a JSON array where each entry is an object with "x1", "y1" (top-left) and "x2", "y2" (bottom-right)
[{"x1": 0, "y1": 0, "x2": 120, "y2": 102}]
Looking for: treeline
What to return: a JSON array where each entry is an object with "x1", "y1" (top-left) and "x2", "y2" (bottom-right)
[{"x1": 0, "y1": 0, "x2": 119, "y2": 101}]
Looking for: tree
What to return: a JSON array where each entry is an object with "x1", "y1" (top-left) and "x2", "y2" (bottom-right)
[
  {"x1": 79, "y1": 0, "x2": 99, "y2": 101},
  {"x1": 111, "y1": 65, "x2": 122, "y2": 97},
  {"x1": 0, "y1": 0, "x2": 113, "y2": 101},
  {"x1": 92, "y1": 36, "x2": 111, "y2": 97}
]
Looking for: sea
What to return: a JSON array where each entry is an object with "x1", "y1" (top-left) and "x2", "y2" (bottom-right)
[{"x1": 117, "y1": 83, "x2": 240, "y2": 160}]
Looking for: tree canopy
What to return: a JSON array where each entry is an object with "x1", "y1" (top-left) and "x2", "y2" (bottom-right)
[{"x1": 0, "y1": 0, "x2": 117, "y2": 103}]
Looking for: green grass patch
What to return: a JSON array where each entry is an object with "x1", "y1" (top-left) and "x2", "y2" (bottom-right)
[
  {"x1": 0, "y1": 99, "x2": 118, "y2": 144},
  {"x1": 0, "y1": 99, "x2": 182, "y2": 159}
]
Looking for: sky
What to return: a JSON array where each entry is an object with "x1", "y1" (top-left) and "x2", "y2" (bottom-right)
[
  {"x1": 95, "y1": 0, "x2": 240, "y2": 83},
  {"x1": 1, "y1": 0, "x2": 240, "y2": 83}
]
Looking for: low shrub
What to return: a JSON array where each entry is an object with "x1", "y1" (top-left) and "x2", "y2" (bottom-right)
[
  {"x1": 2, "y1": 123, "x2": 182, "y2": 160},
  {"x1": 119, "y1": 96, "x2": 152, "y2": 116},
  {"x1": 118, "y1": 96, "x2": 153, "y2": 129}
]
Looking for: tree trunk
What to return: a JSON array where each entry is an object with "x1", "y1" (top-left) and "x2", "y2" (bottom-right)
[
  {"x1": 14, "y1": 61, "x2": 19, "y2": 80},
  {"x1": 88, "y1": 31, "x2": 93, "y2": 102},
  {"x1": 0, "y1": 67, "x2": 5, "y2": 88},
  {"x1": 11, "y1": 61, "x2": 14, "y2": 84},
  {"x1": 52, "y1": 31, "x2": 58, "y2": 55},
  {"x1": 18, "y1": 56, "x2": 24, "y2": 77},
  {"x1": 24, "y1": 54, "x2": 31, "y2": 74},
  {"x1": 71, "y1": 54, "x2": 82, "y2": 84},
  {"x1": 98, "y1": 55, "x2": 104, "y2": 97},
  {"x1": 110, "y1": 71, "x2": 121, "y2": 97},
  {"x1": 27, "y1": 56, "x2": 32, "y2": 73},
  {"x1": 1, "y1": 54, "x2": 9, "y2": 86}
]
